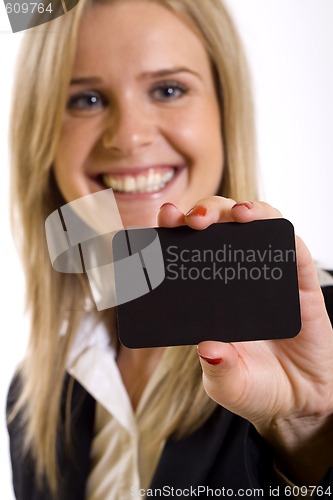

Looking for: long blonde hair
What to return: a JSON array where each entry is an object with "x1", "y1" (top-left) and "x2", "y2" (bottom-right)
[{"x1": 10, "y1": 0, "x2": 257, "y2": 493}]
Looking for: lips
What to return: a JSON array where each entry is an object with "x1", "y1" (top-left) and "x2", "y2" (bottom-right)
[{"x1": 102, "y1": 166, "x2": 180, "y2": 194}]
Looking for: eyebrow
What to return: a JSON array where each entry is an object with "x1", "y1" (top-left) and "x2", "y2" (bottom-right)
[
  {"x1": 70, "y1": 67, "x2": 202, "y2": 86},
  {"x1": 70, "y1": 77, "x2": 103, "y2": 85},
  {"x1": 138, "y1": 67, "x2": 202, "y2": 81}
]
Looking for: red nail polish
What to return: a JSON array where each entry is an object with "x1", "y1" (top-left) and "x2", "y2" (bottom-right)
[
  {"x1": 232, "y1": 201, "x2": 254, "y2": 210},
  {"x1": 159, "y1": 202, "x2": 177, "y2": 210},
  {"x1": 186, "y1": 205, "x2": 207, "y2": 217},
  {"x1": 198, "y1": 354, "x2": 223, "y2": 365}
]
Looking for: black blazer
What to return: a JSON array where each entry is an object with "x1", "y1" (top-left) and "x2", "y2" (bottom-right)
[{"x1": 7, "y1": 285, "x2": 333, "y2": 499}]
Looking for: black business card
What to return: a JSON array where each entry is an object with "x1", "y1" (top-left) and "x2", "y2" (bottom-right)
[{"x1": 113, "y1": 219, "x2": 301, "y2": 348}]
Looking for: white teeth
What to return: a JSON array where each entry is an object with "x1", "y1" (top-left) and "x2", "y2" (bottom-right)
[
  {"x1": 103, "y1": 168, "x2": 176, "y2": 193},
  {"x1": 137, "y1": 175, "x2": 146, "y2": 192},
  {"x1": 123, "y1": 176, "x2": 136, "y2": 192},
  {"x1": 148, "y1": 169, "x2": 154, "y2": 185}
]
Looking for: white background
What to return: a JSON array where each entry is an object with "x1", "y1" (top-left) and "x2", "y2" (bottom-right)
[{"x1": 1, "y1": 1, "x2": 332, "y2": 497}]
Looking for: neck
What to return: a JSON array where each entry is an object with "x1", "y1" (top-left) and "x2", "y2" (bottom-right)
[{"x1": 116, "y1": 344, "x2": 165, "y2": 410}]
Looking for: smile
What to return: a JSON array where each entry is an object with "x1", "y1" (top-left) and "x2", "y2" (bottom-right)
[{"x1": 102, "y1": 166, "x2": 179, "y2": 194}]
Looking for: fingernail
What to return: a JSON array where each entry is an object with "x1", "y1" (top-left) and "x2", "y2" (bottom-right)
[
  {"x1": 186, "y1": 205, "x2": 207, "y2": 217},
  {"x1": 159, "y1": 202, "x2": 177, "y2": 210},
  {"x1": 232, "y1": 201, "x2": 254, "y2": 210},
  {"x1": 198, "y1": 354, "x2": 223, "y2": 365}
]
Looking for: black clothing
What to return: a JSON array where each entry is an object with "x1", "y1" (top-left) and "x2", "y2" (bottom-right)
[{"x1": 7, "y1": 285, "x2": 333, "y2": 499}]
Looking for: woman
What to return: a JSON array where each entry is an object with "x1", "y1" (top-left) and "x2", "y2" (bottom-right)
[{"x1": 7, "y1": 0, "x2": 333, "y2": 498}]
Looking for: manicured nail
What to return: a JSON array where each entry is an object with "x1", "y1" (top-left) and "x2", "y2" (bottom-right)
[
  {"x1": 186, "y1": 205, "x2": 207, "y2": 217},
  {"x1": 159, "y1": 202, "x2": 177, "y2": 210},
  {"x1": 198, "y1": 354, "x2": 223, "y2": 365},
  {"x1": 232, "y1": 201, "x2": 254, "y2": 210}
]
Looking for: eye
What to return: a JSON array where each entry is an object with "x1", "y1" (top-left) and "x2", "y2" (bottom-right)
[
  {"x1": 67, "y1": 91, "x2": 108, "y2": 114},
  {"x1": 150, "y1": 81, "x2": 189, "y2": 102}
]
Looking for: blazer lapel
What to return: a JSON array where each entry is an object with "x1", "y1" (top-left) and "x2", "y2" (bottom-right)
[
  {"x1": 150, "y1": 406, "x2": 234, "y2": 490},
  {"x1": 57, "y1": 375, "x2": 96, "y2": 500}
]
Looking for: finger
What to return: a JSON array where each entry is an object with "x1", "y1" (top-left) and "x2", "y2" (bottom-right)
[
  {"x1": 230, "y1": 200, "x2": 282, "y2": 223},
  {"x1": 197, "y1": 340, "x2": 246, "y2": 412},
  {"x1": 295, "y1": 236, "x2": 331, "y2": 329},
  {"x1": 158, "y1": 198, "x2": 282, "y2": 230},
  {"x1": 184, "y1": 196, "x2": 236, "y2": 229},
  {"x1": 295, "y1": 236, "x2": 321, "y2": 295},
  {"x1": 157, "y1": 202, "x2": 185, "y2": 227}
]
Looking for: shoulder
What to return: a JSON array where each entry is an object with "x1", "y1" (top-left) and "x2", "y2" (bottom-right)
[
  {"x1": 6, "y1": 372, "x2": 96, "y2": 500},
  {"x1": 6, "y1": 371, "x2": 95, "y2": 423}
]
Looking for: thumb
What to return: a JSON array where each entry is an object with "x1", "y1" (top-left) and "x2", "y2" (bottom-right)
[
  {"x1": 197, "y1": 341, "x2": 247, "y2": 413},
  {"x1": 156, "y1": 202, "x2": 185, "y2": 227}
]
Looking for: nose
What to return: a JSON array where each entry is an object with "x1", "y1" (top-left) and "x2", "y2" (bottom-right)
[{"x1": 102, "y1": 102, "x2": 156, "y2": 155}]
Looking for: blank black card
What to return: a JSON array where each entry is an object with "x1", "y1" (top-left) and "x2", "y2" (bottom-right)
[{"x1": 113, "y1": 219, "x2": 301, "y2": 348}]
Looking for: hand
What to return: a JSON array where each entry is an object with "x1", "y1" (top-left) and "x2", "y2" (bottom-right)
[{"x1": 158, "y1": 197, "x2": 333, "y2": 484}]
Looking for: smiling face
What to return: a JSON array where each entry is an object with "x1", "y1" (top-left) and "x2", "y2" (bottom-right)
[{"x1": 54, "y1": 0, "x2": 224, "y2": 227}]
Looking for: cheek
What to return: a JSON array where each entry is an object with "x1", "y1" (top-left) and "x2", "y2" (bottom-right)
[
  {"x1": 168, "y1": 104, "x2": 223, "y2": 177},
  {"x1": 197, "y1": 101, "x2": 223, "y2": 160},
  {"x1": 54, "y1": 121, "x2": 100, "y2": 198},
  {"x1": 195, "y1": 104, "x2": 224, "y2": 185}
]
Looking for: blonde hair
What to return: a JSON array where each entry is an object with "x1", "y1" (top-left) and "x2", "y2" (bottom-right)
[{"x1": 10, "y1": 0, "x2": 257, "y2": 493}]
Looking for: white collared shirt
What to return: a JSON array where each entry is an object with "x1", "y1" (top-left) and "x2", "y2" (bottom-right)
[{"x1": 67, "y1": 317, "x2": 166, "y2": 499}]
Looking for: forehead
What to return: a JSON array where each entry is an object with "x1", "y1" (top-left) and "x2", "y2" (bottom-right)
[{"x1": 74, "y1": 0, "x2": 210, "y2": 76}]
